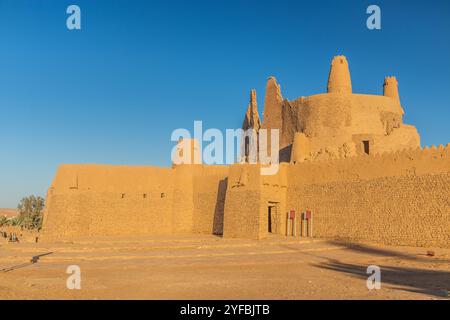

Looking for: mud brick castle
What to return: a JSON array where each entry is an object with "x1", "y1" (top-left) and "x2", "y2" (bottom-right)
[{"x1": 42, "y1": 56, "x2": 450, "y2": 248}]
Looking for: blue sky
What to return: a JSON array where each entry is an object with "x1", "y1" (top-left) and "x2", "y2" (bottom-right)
[{"x1": 0, "y1": 0, "x2": 449, "y2": 207}]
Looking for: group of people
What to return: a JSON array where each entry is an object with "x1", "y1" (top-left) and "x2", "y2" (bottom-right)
[{"x1": 1, "y1": 231, "x2": 19, "y2": 243}]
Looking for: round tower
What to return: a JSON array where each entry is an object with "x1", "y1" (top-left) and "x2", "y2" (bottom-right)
[
  {"x1": 327, "y1": 55, "x2": 352, "y2": 94},
  {"x1": 383, "y1": 76, "x2": 400, "y2": 102}
]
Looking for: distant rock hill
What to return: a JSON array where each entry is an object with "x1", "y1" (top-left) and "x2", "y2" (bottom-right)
[{"x1": 0, "y1": 208, "x2": 19, "y2": 218}]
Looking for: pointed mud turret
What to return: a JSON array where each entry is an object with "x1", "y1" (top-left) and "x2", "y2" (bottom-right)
[
  {"x1": 262, "y1": 76, "x2": 283, "y2": 129},
  {"x1": 242, "y1": 89, "x2": 261, "y2": 131},
  {"x1": 327, "y1": 55, "x2": 352, "y2": 94},
  {"x1": 383, "y1": 76, "x2": 400, "y2": 103}
]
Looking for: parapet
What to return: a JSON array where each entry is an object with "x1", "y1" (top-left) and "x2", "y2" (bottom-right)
[{"x1": 287, "y1": 144, "x2": 450, "y2": 186}]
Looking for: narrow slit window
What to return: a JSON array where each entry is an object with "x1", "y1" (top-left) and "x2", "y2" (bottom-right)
[{"x1": 363, "y1": 140, "x2": 370, "y2": 155}]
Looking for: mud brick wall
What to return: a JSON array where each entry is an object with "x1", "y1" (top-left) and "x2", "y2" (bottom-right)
[{"x1": 286, "y1": 146, "x2": 450, "y2": 247}]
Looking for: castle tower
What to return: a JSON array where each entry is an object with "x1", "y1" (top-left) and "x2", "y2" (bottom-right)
[
  {"x1": 383, "y1": 76, "x2": 400, "y2": 103},
  {"x1": 327, "y1": 55, "x2": 352, "y2": 94}
]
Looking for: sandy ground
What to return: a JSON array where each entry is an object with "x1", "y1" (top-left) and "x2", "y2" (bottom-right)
[
  {"x1": 0, "y1": 235, "x2": 449, "y2": 300},
  {"x1": 0, "y1": 208, "x2": 18, "y2": 218}
]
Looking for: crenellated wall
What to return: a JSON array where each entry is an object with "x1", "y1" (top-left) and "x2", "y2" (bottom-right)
[{"x1": 285, "y1": 145, "x2": 450, "y2": 247}]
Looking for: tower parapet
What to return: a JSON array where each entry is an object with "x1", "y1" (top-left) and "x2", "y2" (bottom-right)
[{"x1": 327, "y1": 55, "x2": 352, "y2": 94}]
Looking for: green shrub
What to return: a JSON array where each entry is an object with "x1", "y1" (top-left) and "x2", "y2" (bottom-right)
[{"x1": 17, "y1": 195, "x2": 45, "y2": 230}]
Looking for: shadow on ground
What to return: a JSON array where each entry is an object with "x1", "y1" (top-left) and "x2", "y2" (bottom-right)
[
  {"x1": 325, "y1": 240, "x2": 450, "y2": 263},
  {"x1": 315, "y1": 259, "x2": 450, "y2": 298},
  {"x1": 306, "y1": 241, "x2": 450, "y2": 298}
]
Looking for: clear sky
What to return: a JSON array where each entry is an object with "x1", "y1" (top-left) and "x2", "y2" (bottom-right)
[{"x1": 0, "y1": 0, "x2": 449, "y2": 208}]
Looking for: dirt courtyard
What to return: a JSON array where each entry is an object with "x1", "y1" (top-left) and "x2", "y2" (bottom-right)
[{"x1": 0, "y1": 235, "x2": 449, "y2": 300}]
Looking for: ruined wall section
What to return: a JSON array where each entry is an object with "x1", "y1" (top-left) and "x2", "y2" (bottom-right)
[
  {"x1": 261, "y1": 77, "x2": 283, "y2": 131},
  {"x1": 286, "y1": 146, "x2": 450, "y2": 247}
]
